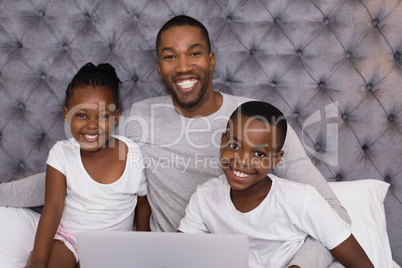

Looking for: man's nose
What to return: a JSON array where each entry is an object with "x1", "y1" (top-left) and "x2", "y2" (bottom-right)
[{"x1": 176, "y1": 56, "x2": 193, "y2": 73}]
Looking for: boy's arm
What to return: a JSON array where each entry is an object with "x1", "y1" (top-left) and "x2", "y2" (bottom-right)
[
  {"x1": 135, "y1": 195, "x2": 151, "y2": 231},
  {"x1": 0, "y1": 172, "x2": 46, "y2": 207},
  {"x1": 25, "y1": 166, "x2": 66, "y2": 267},
  {"x1": 330, "y1": 234, "x2": 373, "y2": 268},
  {"x1": 274, "y1": 125, "x2": 350, "y2": 268}
]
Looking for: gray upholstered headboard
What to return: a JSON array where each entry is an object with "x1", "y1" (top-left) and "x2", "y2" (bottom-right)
[{"x1": 0, "y1": 0, "x2": 401, "y2": 264}]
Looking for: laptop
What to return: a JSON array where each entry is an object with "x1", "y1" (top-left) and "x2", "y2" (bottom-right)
[{"x1": 77, "y1": 231, "x2": 249, "y2": 268}]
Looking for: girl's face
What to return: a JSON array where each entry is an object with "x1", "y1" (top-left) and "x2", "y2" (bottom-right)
[{"x1": 62, "y1": 85, "x2": 120, "y2": 152}]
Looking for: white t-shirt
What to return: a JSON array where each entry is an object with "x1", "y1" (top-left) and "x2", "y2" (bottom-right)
[
  {"x1": 178, "y1": 174, "x2": 351, "y2": 268},
  {"x1": 46, "y1": 135, "x2": 148, "y2": 233}
]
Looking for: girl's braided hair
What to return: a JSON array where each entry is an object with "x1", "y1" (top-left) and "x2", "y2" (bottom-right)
[{"x1": 65, "y1": 62, "x2": 121, "y2": 107}]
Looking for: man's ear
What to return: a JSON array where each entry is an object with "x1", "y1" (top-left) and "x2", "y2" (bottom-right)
[
  {"x1": 62, "y1": 106, "x2": 69, "y2": 123},
  {"x1": 271, "y1": 150, "x2": 284, "y2": 169},
  {"x1": 209, "y1": 52, "x2": 215, "y2": 71}
]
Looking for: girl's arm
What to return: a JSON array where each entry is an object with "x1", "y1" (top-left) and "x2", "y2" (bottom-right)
[
  {"x1": 25, "y1": 165, "x2": 67, "y2": 268},
  {"x1": 330, "y1": 234, "x2": 374, "y2": 268},
  {"x1": 135, "y1": 195, "x2": 151, "y2": 231}
]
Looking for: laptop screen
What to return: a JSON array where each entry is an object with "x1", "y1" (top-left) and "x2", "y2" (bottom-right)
[{"x1": 77, "y1": 231, "x2": 249, "y2": 268}]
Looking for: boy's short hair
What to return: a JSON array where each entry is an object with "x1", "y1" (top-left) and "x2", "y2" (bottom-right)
[{"x1": 229, "y1": 101, "x2": 288, "y2": 152}]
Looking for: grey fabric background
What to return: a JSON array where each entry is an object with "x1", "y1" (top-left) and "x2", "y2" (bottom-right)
[{"x1": 0, "y1": 0, "x2": 400, "y2": 264}]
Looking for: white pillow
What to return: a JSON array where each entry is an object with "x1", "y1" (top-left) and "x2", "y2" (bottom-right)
[
  {"x1": 0, "y1": 206, "x2": 40, "y2": 268},
  {"x1": 329, "y1": 179, "x2": 394, "y2": 268}
]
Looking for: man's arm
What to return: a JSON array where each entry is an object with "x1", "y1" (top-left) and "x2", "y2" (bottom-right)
[
  {"x1": 0, "y1": 172, "x2": 46, "y2": 207},
  {"x1": 273, "y1": 125, "x2": 351, "y2": 268}
]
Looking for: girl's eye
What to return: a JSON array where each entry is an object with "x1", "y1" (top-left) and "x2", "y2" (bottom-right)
[
  {"x1": 76, "y1": 113, "x2": 86, "y2": 118},
  {"x1": 100, "y1": 114, "x2": 110, "y2": 119},
  {"x1": 229, "y1": 143, "x2": 239, "y2": 150},
  {"x1": 254, "y1": 151, "x2": 266, "y2": 157}
]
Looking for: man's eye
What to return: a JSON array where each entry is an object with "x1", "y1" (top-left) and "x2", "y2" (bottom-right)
[
  {"x1": 190, "y1": 52, "x2": 201, "y2": 57},
  {"x1": 229, "y1": 143, "x2": 239, "y2": 149},
  {"x1": 163, "y1": 55, "x2": 175, "y2": 60}
]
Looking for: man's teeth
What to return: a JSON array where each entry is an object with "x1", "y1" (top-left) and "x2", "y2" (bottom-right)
[
  {"x1": 176, "y1": 80, "x2": 197, "y2": 89},
  {"x1": 233, "y1": 170, "x2": 250, "y2": 178}
]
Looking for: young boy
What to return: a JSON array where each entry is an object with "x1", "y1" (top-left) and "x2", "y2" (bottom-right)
[{"x1": 178, "y1": 101, "x2": 373, "y2": 268}]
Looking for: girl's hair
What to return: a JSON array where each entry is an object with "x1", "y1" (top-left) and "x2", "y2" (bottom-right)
[{"x1": 65, "y1": 62, "x2": 121, "y2": 107}]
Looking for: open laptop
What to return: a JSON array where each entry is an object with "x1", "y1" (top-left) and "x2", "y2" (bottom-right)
[{"x1": 77, "y1": 231, "x2": 249, "y2": 268}]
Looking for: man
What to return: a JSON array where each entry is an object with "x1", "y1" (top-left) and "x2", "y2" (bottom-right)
[{"x1": 1, "y1": 15, "x2": 349, "y2": 267}]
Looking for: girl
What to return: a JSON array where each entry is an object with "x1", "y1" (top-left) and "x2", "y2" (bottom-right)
[{"x1": 25, "y1": 63, "x2": 150, "y2": 268}]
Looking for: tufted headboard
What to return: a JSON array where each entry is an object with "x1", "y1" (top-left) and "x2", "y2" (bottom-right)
[{"x1": 0, "y1": 0, "x2": 401, "y2": 264}]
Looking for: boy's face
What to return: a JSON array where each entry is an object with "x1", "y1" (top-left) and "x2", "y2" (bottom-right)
[
  {"x1": 220, "y1": 114, "x2": 284, "y2": 191},
  {"x1": 156, "y1": 25, "x2": 215, "y2": 110}
]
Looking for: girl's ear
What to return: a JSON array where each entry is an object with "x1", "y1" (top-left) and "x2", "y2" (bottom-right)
[
  {"x1": 271, "y1": 150, "x2": 284, "y2": 169},
  {"x1": 62, "y1": 106, "x2": 69, "y2": 123},
  {"x1": 114, "y1": 108, "x2": 121, "y2": 125}
]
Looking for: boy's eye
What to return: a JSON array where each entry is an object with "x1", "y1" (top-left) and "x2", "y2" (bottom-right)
[
  {"x1": 228, "y1": 143, "x2": 239, "y2": 150},
  {"x1": 76, "y1": 113, "x2": 86, "y2": 118},
  {"x1": 254, "y1": 151, "x2": 266, "y2": 157}
]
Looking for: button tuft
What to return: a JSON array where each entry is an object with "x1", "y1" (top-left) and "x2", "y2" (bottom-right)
[
  {"x1": 341, "y1": 113, "x2": 348, "y2": 120},
  {"x1": 318, "y1": 82, "x2": 325, "y2": 89},
  {"x1": 274, "y1": 17, "x2": 281, "y2": 25}
]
